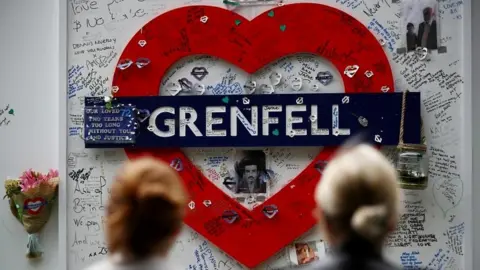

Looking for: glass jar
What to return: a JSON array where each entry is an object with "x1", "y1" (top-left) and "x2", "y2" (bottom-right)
[{"x1": 395, "y1": 144, "x2": 428, "y2": 190}]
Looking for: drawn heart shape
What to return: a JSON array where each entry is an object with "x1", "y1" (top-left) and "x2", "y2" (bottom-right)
[
  {"x1": 113, "y1": 4, "x2": 393, "y2": 267},
  {"x1": 136, "y1": 109, "x2": 151, "y2": 123},
  {"x1": 24, "y1": 197, "x2": 46, "y2": 215}
]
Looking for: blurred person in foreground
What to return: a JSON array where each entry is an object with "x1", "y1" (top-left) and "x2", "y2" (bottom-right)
[
  {"x1": 85, "y1": 157, "x2": 188, "y2": 270},
  {"x1": 302, "y1": 144, "x2": 401, "y2": 270}
]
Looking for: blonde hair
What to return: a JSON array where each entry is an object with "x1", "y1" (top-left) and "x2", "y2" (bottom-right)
[
  {"x1": 315, "y1": 144, "x2": 400, "y2": 243},
  {"x1": 106, "y1": 157, "x2": 188, "y2": 260}
]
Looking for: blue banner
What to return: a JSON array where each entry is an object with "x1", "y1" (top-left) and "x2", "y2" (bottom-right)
[
  {"x1": 84, "y1": 93, "x2": 421, "y2": 148},
  {"x1": 84, "y1": 104, "x2": 136, "y2": 145}
]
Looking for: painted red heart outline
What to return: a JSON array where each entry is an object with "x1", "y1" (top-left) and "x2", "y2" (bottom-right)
[{"x1": 112, "y1": 4, "x2": 393, "y2": 267}]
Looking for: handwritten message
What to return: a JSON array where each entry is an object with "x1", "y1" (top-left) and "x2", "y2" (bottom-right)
[
  {"x1": 0, "y1": 104, "x2": 13, "y2": 128},
  {"x1": 66, "y1": 1, "x2": 467, "y2": 269},
  {"x1": 386, "y1": 199, "x2": 438, "y2": 248},
  {"x1": 444, "y1": 222, "x2": 464, "y2": 255}
]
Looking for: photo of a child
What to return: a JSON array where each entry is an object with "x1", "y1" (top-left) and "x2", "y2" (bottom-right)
[{"x1": 406, "y1": 23, "x2": 417, "y2": 51}]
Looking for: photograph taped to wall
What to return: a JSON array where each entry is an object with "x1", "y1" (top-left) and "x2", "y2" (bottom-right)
[
  {"x1": 401, "y1": 0, "x2": 440, "y2": 52},
  {"x1": 288, "y1": 241, "x2": 325, "y2": 266},
  {"x1": 223, "y1": 149, "x2": 272, "y2": 207}
]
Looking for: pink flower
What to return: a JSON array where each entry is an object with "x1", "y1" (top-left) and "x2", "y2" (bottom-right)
[
  {"x1": 19, "y1": 169, "x2": 40, "y2": 192},
  {"x1": 18, "y1": 169, "x2": 59, "y2": 192},
  {"x1": 46, "y1": 169, "x2": 59, "y2": 180}
]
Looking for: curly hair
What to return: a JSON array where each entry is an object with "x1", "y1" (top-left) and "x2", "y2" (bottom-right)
[{"x1": 234, "y1": 150, "x2": 266, "y2": 178}]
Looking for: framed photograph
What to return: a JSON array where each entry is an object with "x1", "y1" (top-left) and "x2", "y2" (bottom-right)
[
  {"x1": 401, "y1": 0, "x2": 440, "y2": 52},
  {"x1": 222, "y1": 150, "x2": 272, "y2": 207},
  {"x1": 288, "y1": 241, "x2": 324, "y2": 266}
]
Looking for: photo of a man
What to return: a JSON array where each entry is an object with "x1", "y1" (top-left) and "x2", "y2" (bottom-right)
[
  {"x1": 233, "y1": 150, "x2": 267, "y2": 194},
  {"x1": 417, "y1": 7, "x2": 437, "y2": 50}
]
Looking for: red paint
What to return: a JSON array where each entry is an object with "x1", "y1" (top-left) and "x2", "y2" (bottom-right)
[
  {"x1": 112, "y1": 4, "x2": 393, "y2": 267},
  {"x1": 24, "y1": 197, "x2": 46, "y2": 215}
]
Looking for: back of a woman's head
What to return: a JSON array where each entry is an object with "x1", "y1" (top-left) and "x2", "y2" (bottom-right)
[
  {"x1": 315, "y1": 144, "x2": 400, "y2": 244},
  {"x1": 106, "y1": 157, "x2": 188, "y2": 261}
]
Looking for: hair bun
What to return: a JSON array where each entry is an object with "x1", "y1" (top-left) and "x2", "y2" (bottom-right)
[{"x1": 351, "y1": 205, "x2": 388, "y2": 242}]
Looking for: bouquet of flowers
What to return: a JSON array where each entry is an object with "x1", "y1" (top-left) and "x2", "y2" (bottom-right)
[{"x1": 4, "y1": 169, "x2": 59, "y2": 259}]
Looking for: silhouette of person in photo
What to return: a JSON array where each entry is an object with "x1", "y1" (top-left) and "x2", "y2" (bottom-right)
[
  {"x1": 234, "y1": 151, "x2": 267, "y2": 194},
  {"x1": 417, "y1": 7, "x2": 438, "y2": 50},
  {"x1": 406, "y1": 23, "x2": 417, "y2": 51}
]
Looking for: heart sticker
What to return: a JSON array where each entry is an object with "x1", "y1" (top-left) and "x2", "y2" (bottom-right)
[
  {"x1": 165, "y1": 82, "x2": 182, "y2": 96},
  {"x1": 138, "y1": 40, "x2": 147, "y2": 47},
  {"x1": 269, "y1": 71, "x2": 282, "y2": 86},
  {"x1": 415, "y1": 47, "x2": 429, "y2": 60},
  {"x1": 343, "y1": 65, "x2": 359, "y2": 78},
  {"x1": 191, "y1": 67, "x2": 209, "y2": 81},
  {"x1": 244, "y1": 80, "x2": 257, "y2": 94},
  {"x1": 260, "y1": 84, "x2": 275, "y2": 94},
  {"x1": 262, "y1": 205, "x2": 279, "y2": 219},
  {"x1": 316, "y1": 71, "x2": 333, "y2": 86},
  {"x1": 112, "y1": 4, "x2": 394, "y2": 267},
  {"x1": 193, "y1": 83, "x2": 205, "y2": 95},
  {"x1": 24, "y1": 197, "x2": 46, "y2": 215},
  {"x1": 291, "y1": 77, "x2": 302, "y2": 91},
  {"x1": 117, "y1": 59, "x2": 133, "y2": 70}
]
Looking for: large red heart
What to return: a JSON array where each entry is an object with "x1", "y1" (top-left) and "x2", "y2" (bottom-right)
[{"x1": 112, "y1": 4, "x2": 393, "y2": 267}]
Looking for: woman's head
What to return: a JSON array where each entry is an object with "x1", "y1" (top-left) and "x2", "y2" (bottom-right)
[
  {"x1": 106, "y1": 157, "x2": 188, "y2": 261},
  {"x1": 314, "y1": 144, "x2": 400, "y2": 246}
]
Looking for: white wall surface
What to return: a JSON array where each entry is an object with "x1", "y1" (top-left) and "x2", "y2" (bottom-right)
[{"x1": 0, "y1": 0, "x2": 64, "y2": 270}]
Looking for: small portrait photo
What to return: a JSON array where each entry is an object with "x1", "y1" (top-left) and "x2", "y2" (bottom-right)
[
  {"x1": 289, "y1": 241, "x2": 321, "y2": 266},
  {"x1": 231, "y1": 150, "x2": 270, "y2": 194},
  {"x1": 402, "y1": 0, "x2": 439, "y2": 52}
]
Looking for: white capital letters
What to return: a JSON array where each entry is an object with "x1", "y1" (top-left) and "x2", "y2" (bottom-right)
[
  {"x1": 206, "y1": 106, "x2": 227, "y2": 137},
  {"x1": 310, "y1": 105, "x2": 329, "y2": 135},
  {"x1": 149, "y1": 107, "x2": 175, "y2": 137},
  {"x1": 286, "y1": 105, "x2": 307, "y2": 136},
  {"x1": 230, "y1": 106, "x2": 258, "y2": 136},
  {"x1": 262, "y1": 105, "x2": 282, "y2": 136},
  {"x1": 180, "y1": 107, "x2": 202, "y2": 137},
  {"x1": 332, "y1": 104, "x2": 350, "y2": 136}
]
